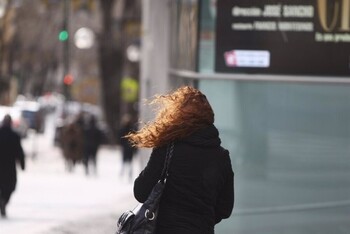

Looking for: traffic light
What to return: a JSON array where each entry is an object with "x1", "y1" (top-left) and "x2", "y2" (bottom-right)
[
  {"x1": 63, "y1": 74, "x2": 74, "y2": 85},
  {"x1": 58, "y1": 30, "x2": 69, "y2": 41}
]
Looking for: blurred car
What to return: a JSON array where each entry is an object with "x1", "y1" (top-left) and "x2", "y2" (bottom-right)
[
  {"x1": 37, "y1": 92, "x2": 64, "y2": 113},
  {"x1": 0, "y1": 105, "x2": 29, "y2": 138},
  {"x1": 14, "y1": 100, "x2": 46, "y2": 133}
]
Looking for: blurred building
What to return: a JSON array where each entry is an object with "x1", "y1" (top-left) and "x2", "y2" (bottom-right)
[{"x1": 141, "y1": 0, "x2": 350, "y2": 233}]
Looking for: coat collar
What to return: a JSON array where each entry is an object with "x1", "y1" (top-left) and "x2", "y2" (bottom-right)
[{"x1": 180, "y1": 124, "x2": 221, "y2": 147}]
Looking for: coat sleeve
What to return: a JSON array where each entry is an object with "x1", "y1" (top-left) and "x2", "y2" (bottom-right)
[
  {"x1": 215, "y1": 151, "x2": 234, "y2": 224},
  {"x1": 133, "y1": 146, "x2": 167, "y2": 203}
]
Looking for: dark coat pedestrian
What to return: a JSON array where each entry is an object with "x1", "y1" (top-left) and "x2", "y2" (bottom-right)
[
  {"x1": 126, "y1": 86, "x2": 234, "y2": 234},
  {"x1": 119, "y1": 118, "x2": 137, "y2": 163},
  {"x1": 60, "y1": 120, "x2": 84, "y2": 171},
  {"x1": 118, "y1": 115, "x2": 138, "y2": 180},
  {"x1": 0, "y1": 114, "x2": 25, "y2": 218},
  {"x1": 83, "y1": 115, "x2": 103, "y2": 175}
]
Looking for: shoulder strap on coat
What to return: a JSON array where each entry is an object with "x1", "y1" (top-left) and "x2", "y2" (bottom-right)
[{"x1": 160, "y1": 142, "x2": 174, "y2": 183}]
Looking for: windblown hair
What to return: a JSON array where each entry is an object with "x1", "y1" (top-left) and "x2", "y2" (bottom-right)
[{"x1": 126, "y1": 86, "x2": 214, "y2": 148}]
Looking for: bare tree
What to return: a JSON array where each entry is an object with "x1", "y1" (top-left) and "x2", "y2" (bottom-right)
[
  {"x1": 0, "y1": 0, "x2": 141, "y2": 143},
  {"x1": 13, "y1": 2, "x2": 61, "y2": 96},
  {"x1": 98, "y1": 0, "x2": 122, "y2": 142},
  {"x1": 98, "y1": 0, "x2": 141, "y2": 143}
]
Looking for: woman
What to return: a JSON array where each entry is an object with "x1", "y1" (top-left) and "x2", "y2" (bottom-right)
[{"x1": 126, "y1": 86, "x2": 234, "y2": 234}]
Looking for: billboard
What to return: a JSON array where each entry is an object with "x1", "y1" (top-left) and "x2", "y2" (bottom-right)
[{"x1": 215, "y1": 0, "x2": 350, "y2": 76}]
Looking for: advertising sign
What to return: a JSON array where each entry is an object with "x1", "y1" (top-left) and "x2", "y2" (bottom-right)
[{"x1": 215, "y1": 0, "x2": 350, "y2": 76}]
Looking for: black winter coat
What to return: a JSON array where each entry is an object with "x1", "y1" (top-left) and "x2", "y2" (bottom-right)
[
  {"x1": 0, "y1": 126, "x2": 25, "y2": 195},
  {"x1": 83, "y1": 125, "x2": 103, "y2": 157},
  {"x1": 134, "y1": 125, "x2": 234, "y2": 234}
]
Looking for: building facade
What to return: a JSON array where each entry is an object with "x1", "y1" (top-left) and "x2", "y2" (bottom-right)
[{"x1": 141, "y1": 1, "x2": 350, "y2": 233}]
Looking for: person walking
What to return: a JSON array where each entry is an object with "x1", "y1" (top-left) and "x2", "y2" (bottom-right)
[
  {"x1": 125, "y1": 86, "x2": 234, "y2": 234},
  {"x1": 60, "y1": 115, "x2": 84, "y2": 172},
  {"x1": 118, "y1": 114, "x2": 138, "y2": 181},
  {"x1": 0, "y1": 114, "x2": 25, "y2": 218},
  {"x1": 83, "y1": 115, "x2": 103, "y2": 175}
]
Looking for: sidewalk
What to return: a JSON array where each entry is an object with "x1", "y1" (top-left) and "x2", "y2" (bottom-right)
[
  {"x1": 45, "y1": 212, "x2": 120, "y2": 234},
  {"x1": 1, "y1": 130, "x2": 141, "y2": 234}
]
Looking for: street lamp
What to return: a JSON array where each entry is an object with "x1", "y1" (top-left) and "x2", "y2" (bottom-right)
[
  {"x1": 74, "y1": 27, "x2": 94, "y2": 49},
  {"x1": 126, "y1": 44, "x2": 141, "y2": 63}
]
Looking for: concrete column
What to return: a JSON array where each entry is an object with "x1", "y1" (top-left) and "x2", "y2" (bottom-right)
[
  {"x1": 138, "y1": 0, "x2": 171, "y2": 165},
  {"x1": 141, "y1": 0, "x2": 170, "y2": 113}
]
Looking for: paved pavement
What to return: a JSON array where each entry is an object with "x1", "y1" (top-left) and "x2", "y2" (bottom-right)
[
  {"x1": 1, "y1": 127, "x2": 141, "y2": 234},
  {"x1": 2, "y1": 116, "x2": 350, "y2": 234},
  {"x1": 44, "y1": 213, "x2": 118, "y2": 234}
]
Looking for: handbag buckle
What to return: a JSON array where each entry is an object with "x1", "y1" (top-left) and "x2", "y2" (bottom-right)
[{"x1": 145, "y1": 209, "x2": 155, "y2": 220}]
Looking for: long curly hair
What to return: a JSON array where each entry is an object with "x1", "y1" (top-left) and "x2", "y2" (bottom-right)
[{"x1": 126, "y1": 86, "x2": 214, "y2": 148}]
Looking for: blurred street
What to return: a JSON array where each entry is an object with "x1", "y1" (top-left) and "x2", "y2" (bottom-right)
[
  {"x1": 1, "y1": 1, "x2": 350, "y2": 233},
  {"x1": 0, "y1": 113, "x2": 139, "y2": 234},
  {"x1": 2, "y1": 112, "x2": 350, "y2": 234}
]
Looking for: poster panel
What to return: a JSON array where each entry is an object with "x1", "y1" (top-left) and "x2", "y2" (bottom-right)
[{"x1": 216, "y1": 0, "x2": 350, "y2": 76}]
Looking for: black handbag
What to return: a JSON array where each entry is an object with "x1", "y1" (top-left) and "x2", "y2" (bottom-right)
[{"x1": 115, "y1": 142, "x2": 175, "y2": 234}]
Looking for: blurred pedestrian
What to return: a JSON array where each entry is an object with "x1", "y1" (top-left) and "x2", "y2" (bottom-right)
[
  {"x1": 118, "y1": 114, "x2": 138, "y2": 181},
  {"x1": 60, "y1": 115, "x2": 84, "y2": 172},
  {"x1": 0, "y1": 114, "x2": 25, "y2": 218},
  {"x1": 83, "y1": 115, "x2": 103, "y2": 175},
  {"x1": 126, "y1": 86, "x2": 234, "y2": 233}
]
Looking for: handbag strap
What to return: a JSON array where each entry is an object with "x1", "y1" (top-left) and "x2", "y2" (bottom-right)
[{"x1": 160, "y1": 142, "x2": 174, "y2": 183}]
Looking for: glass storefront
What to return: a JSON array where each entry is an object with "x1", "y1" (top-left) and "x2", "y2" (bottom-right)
[
  {"x1": 200, "y1": 80, "x2": 350, "y2": 233},
  {"x1": 170, "y1": 0, "x2": 350, "y2": 233},
  {"x1": 198, "y1": 0, "x2": 215, "y2": 73}
]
